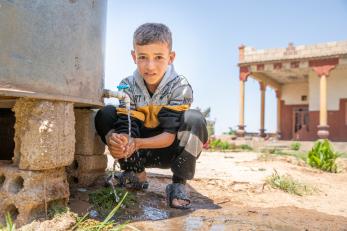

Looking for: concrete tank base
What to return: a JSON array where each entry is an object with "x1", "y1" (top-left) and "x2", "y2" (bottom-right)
[{"x1": 0, "y1": 98, "x2": 107, "y2": 226}]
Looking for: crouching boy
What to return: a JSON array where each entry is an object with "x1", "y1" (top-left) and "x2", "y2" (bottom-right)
[{"x1": 95, "y1": 23, "x2": 208, "y2": 209}]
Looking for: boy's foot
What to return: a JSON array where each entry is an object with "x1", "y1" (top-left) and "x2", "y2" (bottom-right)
[
  {"x1": 107, "y1": 171, "x2": 149, "y2": 190},
  {"x1": 166, "y1": 183, "x2": 191, "y2": 209}
]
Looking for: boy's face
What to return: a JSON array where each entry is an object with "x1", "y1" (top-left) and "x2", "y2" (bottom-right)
[{"x1": 131, "y1": 42, "x2": 175, "y2": 87}]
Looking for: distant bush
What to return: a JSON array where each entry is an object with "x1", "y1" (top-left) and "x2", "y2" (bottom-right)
[
  {"x1": 238, "y1": 144, "x2": 253, "y2": 151},
  {"x1": 210, "y1": 139, "x2": 233, "y2": 151},
  {"x1": 291, "y1": 142, "x2": 301, "y2": 151},
  {"x1": 307, "y1": 139, "x2": 339, "y2": 173}
]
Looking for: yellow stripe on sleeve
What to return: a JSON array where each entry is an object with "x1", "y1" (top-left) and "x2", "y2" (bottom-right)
[{"x1": 163, "y1": 104, "x2": 190, "y2": 112}]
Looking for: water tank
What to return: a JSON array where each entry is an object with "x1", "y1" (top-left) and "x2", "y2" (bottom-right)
[{"x1": 0, "y1": 0, "x2": 107, "y2": 107}]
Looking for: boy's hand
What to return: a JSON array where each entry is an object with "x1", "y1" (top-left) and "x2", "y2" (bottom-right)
[
  {"x1": 106, "y1": 133, "x2": 137, "y2": 159},
  {"x1": 107, "y1": 133, "x2": 128, "y2": 159},
  {"x1": 124, "y1": 138, "x2": 138, "y2": 158}
]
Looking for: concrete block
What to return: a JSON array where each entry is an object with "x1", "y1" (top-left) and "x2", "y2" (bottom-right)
[
  {"x1": 0, "y1": 162, "x2": 69, "y2": 226},
  {"x1": 70, "y1": 154, "x2": 107, "y2": 173},
  {"x1": 74, "y1": 109, "x2": 105, "y2": 155},
  {"x1": 68, "y1": 172, "x2": 104, "y2": 187},
  {"x1": 12, "y1": 98, "x2": 75, "y2": 170},
  {"x1": 66, "y1": 154, "x2": 107, "y2": 187}
]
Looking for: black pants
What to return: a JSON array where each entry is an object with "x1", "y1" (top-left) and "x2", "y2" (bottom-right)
[{"x1": 95, "y1": 105, "x2": 208, "y2": 182}]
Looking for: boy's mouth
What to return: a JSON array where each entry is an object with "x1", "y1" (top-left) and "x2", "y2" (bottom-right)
[{"x1": 144, "y1": 73, "x2": 156, "y2": 77}]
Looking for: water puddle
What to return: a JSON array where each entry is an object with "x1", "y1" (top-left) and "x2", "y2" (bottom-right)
[{"x1": 140, "y1": 205, "x2": 169, "y2": 220}]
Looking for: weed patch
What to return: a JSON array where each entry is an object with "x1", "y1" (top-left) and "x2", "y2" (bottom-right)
[
  {"x1": 266, "y1": 170, "x2": 317, "y2": 196},
  {"x1": 291, "y1": 142, "x2": 301, "y2": 151},
  {"x1": 89, "y1": 187, "x2": 136, "y2": 217},
  {"x1": 72, "y1": 192, "x2": 133, "y2": 231}
]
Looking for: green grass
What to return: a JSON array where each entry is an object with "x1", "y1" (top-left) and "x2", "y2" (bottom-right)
[
  {"x1": 238, "y1": 144, "x2": 253, "y2": 151},
  {"x1": 48, "y1": 201, "x2": 69, "y2": 219},
  {"x1": 0, "y1": 213, "x2": 16, "y2": 231},
  {"x1": 266, "y1": 170, "x2": 316, "y2": 196},
  {"x1": 208, "y1": 139, "x2": 253, "y2": 152},
  {"x1": 290, "y1": 142, "x2": 301, "y2": 151},
  {"x1": 89, "y1": 187, "x2": 136, "y2": 217},
  {"x1": 72, "y1": 192, "x2": 136, "y2": 231},
  {"x1": 259, "y1": 148, "x2": 307, "y2": 162}
]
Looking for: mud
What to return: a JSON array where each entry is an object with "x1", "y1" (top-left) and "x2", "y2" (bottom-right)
[{"x1": 66, "y1": 151, "x2": 347, "y2": 231}]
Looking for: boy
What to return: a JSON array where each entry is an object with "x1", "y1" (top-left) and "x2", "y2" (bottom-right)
[{"x1": 95, "y1": 23, "x2": 208, "y2": 209}]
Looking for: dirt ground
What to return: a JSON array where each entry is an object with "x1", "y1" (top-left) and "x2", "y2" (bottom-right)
[{"x1": 22, "y1": 151, "x2": 347, "y2": 230}]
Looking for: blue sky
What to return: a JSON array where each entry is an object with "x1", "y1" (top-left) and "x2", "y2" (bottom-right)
[{"x1": 105, "y1": 0, "x2": 347, "y2": 135}]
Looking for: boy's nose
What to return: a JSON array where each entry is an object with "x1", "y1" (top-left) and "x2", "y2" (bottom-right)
[{"x1": 146, "y1": 60, "x2": 155, "y2": 69}]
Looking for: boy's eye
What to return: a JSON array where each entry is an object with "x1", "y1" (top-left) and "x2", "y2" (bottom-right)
[
  {"x1": 155, "y1": 56, "x2": 164, "y2": 60},
  {"x1": 138, "y1": 56, "x2": 146, "y2": 60}
]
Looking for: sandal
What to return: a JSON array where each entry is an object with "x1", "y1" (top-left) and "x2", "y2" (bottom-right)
[
  {"x1": 166, "y1": 183, "x2": 191, "y2": 209},
  {"x1": 106, "y1": 171, "x2": 149, "y2": 190}
]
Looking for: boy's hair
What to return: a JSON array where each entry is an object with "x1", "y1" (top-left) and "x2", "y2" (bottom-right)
[{"x1": 133, "y1": 23, "x2": 172, "y2": 50}]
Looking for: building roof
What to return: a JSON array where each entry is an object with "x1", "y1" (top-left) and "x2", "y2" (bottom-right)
[
  {"x1": 239, "y1": 40, "x2": 347, "y2": 65},
  {"x1": 237, "y1": 40, "x2": 347, "y2": 88}
]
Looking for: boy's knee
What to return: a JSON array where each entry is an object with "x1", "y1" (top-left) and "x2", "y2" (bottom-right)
[
  {"x1": 182, "y1": 109, "x2": 206, "y2": 128},
  {"x1": 95, "y1": 105, "x2": 117, "y2": 126},
  {"x1": 95, "y1": 105, "x2": 116, "y2": 120},
  {"x1": 181, "y1": 109, "x2": 208, "y2": 143}
]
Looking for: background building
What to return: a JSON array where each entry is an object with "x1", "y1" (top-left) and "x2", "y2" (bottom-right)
[{"x1": 237, "y1": 41, "x2": 347, "y2": 141}]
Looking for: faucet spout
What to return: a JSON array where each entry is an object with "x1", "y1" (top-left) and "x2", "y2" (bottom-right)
[{"x1": 102, "y1": 89, "x2": 131, "y2": 110}]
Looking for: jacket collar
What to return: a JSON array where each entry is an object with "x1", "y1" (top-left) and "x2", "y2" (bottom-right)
[{"x1": 133, "y1": 65, "x2": 177, "y2": 98}]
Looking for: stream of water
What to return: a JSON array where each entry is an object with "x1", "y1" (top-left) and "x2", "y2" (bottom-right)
[{"x1": 108, "y1": 109, "x2": 132, "y2": 203}]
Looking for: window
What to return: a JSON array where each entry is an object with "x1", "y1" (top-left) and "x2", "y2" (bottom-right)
[{"x1": 301, "y1": 95, "x2": 307, "y2": 101}]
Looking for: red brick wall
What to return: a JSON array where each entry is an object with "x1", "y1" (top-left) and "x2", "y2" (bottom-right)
[{"x1": 280, "y1": 99, "x2": 347, "y2": 141}]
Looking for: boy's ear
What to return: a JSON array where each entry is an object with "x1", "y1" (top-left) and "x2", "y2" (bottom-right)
[
  {"x1": 168, "y1": 51, "x2": 176, "y2": 65},
  {"x1": 131, "y1": 50, "x2": 137, "y2": 64}
]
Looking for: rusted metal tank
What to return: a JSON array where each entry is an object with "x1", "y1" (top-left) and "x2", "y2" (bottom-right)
[{"x1": 0, "y1": 0, "x2": 107, "y2": 107}]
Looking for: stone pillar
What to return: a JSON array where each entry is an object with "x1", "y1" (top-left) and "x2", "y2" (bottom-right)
[
  {"x1": 309, "y1": 58, "x2": 338, "y2": 139},
  {"x1": 237, "y1": 79, "x2": 246, "y2": 137},
  {"x1": 276, "y1": 90, "x2": 282, "y2": 138},
  {"x1": 236, "y1": 66, "x2": 250, "y2": 137},
  {"x1": 259, "y1": 82, "x2": 266, "y2": 137},
  {"x1": 0, "y1": 98, "x2": 75, "y2": 226},
  {"x1": 66, "y1": 109, "x2": 106, "y2": 187}
]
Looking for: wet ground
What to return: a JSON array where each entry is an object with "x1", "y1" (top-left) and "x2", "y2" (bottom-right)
[{"x1": 68, "y1": 151, "x2": 347, "y2": 231}]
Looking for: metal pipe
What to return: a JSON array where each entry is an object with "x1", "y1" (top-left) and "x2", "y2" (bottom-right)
[{"x1": 102, "y1": 89, "x2": 131, "y2": 110}]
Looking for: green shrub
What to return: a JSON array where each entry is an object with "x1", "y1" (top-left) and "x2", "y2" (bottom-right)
[
  {"x1": 291, "y1": 142, "x2": 301, "y2": 151},
  {"x1": 210, "y1": 139, "x2": 233, "y2": 150},
  {"x1": 307, "y1": 139, "x2": 340, "y2": 173},
  {"x1": 238, "y1": 144, "x2": 253, "y2": 151}
]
